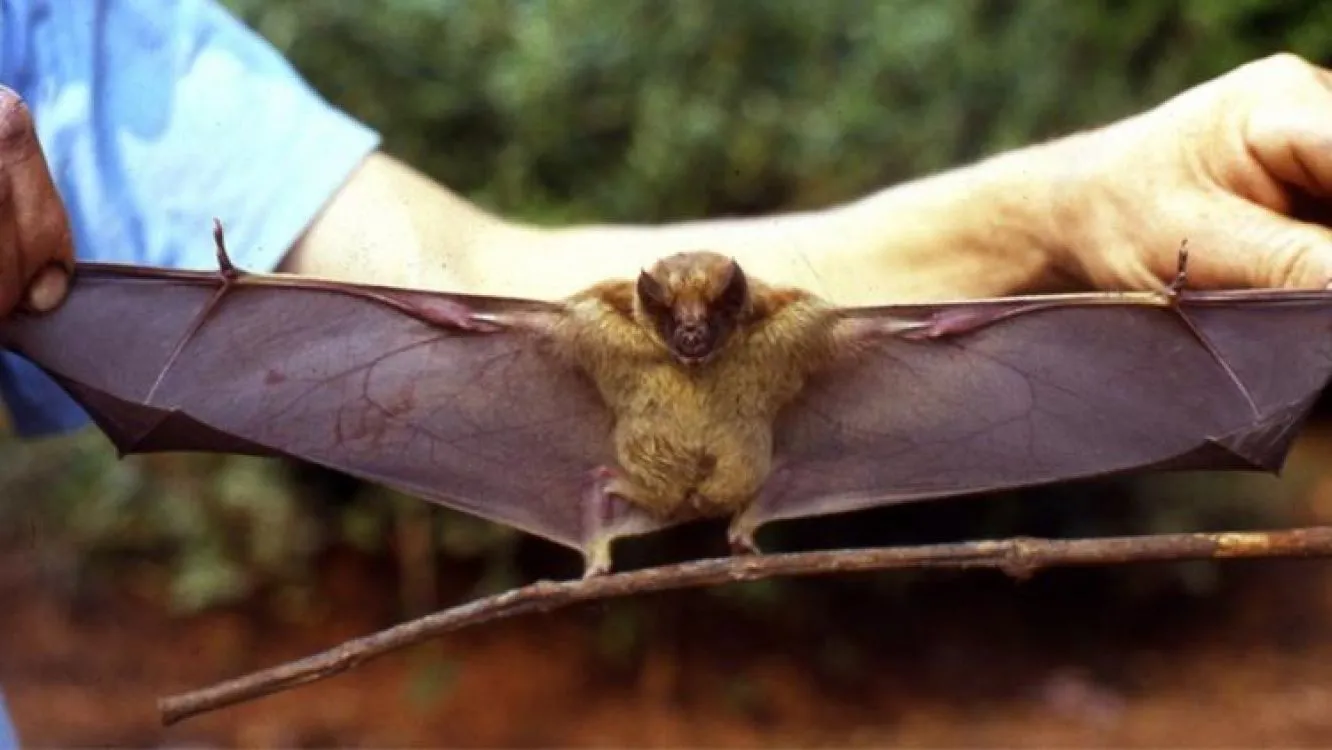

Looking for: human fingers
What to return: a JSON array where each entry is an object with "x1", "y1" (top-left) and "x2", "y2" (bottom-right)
[
  {"x1": 0, "y1": 167, "x2": 20, "y2": 318},
  {"x1": 1170, "y1": 192, "x2": 1332, "y2": 290},
  {"x1": 0, "y1": 85, "x2": 72, "y2": 316},
  {"x1": 1232, "y1": 55, "x2": 1332, "y2": 209}
]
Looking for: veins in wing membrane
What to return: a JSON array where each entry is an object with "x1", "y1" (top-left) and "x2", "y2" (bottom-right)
[
  {"x1": 349, "y1": 336, "x2": 582, "y2": 474},
  {"x1": 790, "y1": 297, "x2": 1267, "y2": 491}
]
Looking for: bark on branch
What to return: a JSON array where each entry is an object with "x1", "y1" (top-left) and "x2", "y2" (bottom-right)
[{"x1": 159, "y1": 525, "x2": 1332, "y2": 725}]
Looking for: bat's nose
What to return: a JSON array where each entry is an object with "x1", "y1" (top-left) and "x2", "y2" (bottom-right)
[{"x1": 674, "y1": 322, "x2": 712, "y2": 359}]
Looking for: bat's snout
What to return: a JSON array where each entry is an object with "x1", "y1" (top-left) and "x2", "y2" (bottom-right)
[{"x1": 672, "y1": 321, "x2": 715, "y2": 365}]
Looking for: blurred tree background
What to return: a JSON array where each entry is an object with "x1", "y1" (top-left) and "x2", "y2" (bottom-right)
[{"x1": 5, "y1": 0, "x2": 1332, "y2": 745}]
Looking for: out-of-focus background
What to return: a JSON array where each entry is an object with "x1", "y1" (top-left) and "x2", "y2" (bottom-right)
[{"x1": 5, "y1": 0, "x2": 1332, "y2": 746}]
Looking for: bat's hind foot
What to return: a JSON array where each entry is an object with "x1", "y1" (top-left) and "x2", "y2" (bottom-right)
[
  {"x1": 726, "y1": 515, "x2": 763, "y2": 557},
  {"x1": 581, "y1": 465, "x2": 669, "y2": 578},
  {"x1": 578, "y1": 467, "x2": 624, "y2": 577},
  {"x1": 582, "y1": 539, "x2": 614, "y2": 579}
]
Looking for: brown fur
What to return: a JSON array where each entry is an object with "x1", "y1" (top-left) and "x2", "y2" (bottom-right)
[{"x1": 550, "y1": 251, "x2": 850, "y2": 521}]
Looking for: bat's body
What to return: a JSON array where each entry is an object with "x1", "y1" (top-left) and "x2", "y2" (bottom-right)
[
  {"x1": 540, "y1": 252, "x2": 865, "y2": 570},
  {"x1": 559, "y1": 283, "x2": 790, "y2": 520},
  {"x1": 4, "y1": 225, "x2": 1331, "y2": 578}
]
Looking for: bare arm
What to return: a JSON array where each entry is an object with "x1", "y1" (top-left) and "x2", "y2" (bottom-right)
[
  {"x1": 277, "y1": 144, "x2": 1069, "y2": 306},
  {"x1": 10, "y1": 54, "x2": 1332, "y2": 321},
  {"x1": 515, "y1": 143, "x2": 1071, "y2": 306},
  {"x1": 279, "y1": 53, "x2": 1332, "y2": 309}
]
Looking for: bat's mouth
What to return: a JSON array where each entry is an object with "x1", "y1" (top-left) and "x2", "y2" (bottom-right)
[
  {"x1": 672, "y1": 342, "x2": 717, "y2": 366},
  {"x1": 672, "y1": 324, "x2": 717, "y2": 365}
]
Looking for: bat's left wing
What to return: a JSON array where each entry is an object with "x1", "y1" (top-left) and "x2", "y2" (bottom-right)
[{"x1": 740, "y1": 287, "x2": 1332, "y2": 535}]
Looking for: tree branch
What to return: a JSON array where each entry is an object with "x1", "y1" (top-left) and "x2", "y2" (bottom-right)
[{"x1": 159, "y1": 525, "x2": 1332, "y2": 725}]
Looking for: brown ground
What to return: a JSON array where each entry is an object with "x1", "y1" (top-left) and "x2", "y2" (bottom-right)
[{"x1": 6, "y1": 445, "x2": 1332, "y2": 747}]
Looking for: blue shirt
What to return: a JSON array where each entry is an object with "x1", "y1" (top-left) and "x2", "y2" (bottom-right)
[
  {"x1": 0, "y1": 0, "x2": 381, "y2": 438},
  {"x1": 0, "y1": 692, "x2": 12, "y2": 750},
  {"x1": 0, "y1": 1, "x2": 381, "y2": 745}
]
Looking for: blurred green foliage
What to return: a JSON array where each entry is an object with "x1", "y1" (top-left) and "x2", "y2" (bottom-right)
[
  {"x1": 5, "y1": 0, "x2": 1332, "y2": 614},
  {"x1": 223, "y1": 0, "x2": 1332, "y2": 221}
]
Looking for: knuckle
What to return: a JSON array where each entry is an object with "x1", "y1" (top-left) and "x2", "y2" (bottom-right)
[
  {"x1": 1261, "y1": 51, "x2": 1310, "y2": 71},
  {"x1": 1241, "y1": 52, "x2": 1318, "y2": 87},
  {"x1": 1267, "y1": 239, "x2": 1325, "y2": 289}
]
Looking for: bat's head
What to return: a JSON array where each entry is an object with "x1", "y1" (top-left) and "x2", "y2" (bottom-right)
[{"x1": 635, "y1": 251, "x2": 749, "y2": 366}]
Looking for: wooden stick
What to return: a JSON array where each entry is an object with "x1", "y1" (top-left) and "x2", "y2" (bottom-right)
[{"x1": 159, "y1": 525, "x2": 1332, "y2": 725}]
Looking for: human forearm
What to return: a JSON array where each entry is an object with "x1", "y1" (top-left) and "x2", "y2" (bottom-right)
[
  {"x1": 285, "y1": 54, "x2": 1332, "y2": 305},
  {"x1": 278, "y1": 152, "x2": 515, "y2": 290},
  {"x1": 502, "y1": 137, "x2": 1078, "y2": 305},
  {"x1": 284, "y1": 141, "x2": 1079, "y2": 305},
  {"x1": 507, "y1": 56, "x2": 1332, "y2": 301}
]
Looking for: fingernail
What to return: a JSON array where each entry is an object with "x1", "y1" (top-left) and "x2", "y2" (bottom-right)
[{"x1": 24, "y1": 264, "x2": 68, "y2": 312}]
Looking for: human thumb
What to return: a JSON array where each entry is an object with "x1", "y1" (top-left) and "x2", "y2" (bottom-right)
[{"x1": 22, "y1": 262, "x2": 69, "y2": 313}]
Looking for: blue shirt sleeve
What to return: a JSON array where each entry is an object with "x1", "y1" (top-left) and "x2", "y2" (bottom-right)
[
  {"x1": 0, "y1": 0, "x2": 381, "y2": 437},
  {"x1": 0, "y1": 690, "x2": 15, "y2": 749}
]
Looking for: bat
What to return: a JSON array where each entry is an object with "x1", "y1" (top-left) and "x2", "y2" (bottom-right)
[{"x1": 3, "y1": 224, "x2": 1331, "y2": 577}]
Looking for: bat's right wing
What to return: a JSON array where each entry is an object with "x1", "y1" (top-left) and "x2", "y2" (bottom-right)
[
  {"x1": 0, "y1": 260, "x2": 668, "y2": 563},
  {"x1": 742, "y1": 288, "x2": 1332, "y2": 534}
]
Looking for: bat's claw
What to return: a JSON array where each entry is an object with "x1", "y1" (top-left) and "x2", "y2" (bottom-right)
[
  {"x1": 728, "y1": 534, "x2": 762, "y2": 557},
  {"x1": 1167, "y1": 238, "x2": 1190, "y2": 297},
  {"x1": 211, "y1": 218, "x2": 240, "y2": 279}
]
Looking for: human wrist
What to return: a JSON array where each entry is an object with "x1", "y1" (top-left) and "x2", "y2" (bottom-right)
[
  {"x1": 962, "y1": 134, "x2": 1100, "y2": 293},
  {"x1": 816, "y1": 137, "x2": 1086, "y2": 303},
  {"x1": 1027, "y1": 118, "x2": 1175, "y2": 293}
]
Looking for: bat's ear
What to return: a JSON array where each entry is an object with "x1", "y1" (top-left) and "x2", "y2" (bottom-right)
[
  {"x1": 637, "y1": 269, "x2": 670, "y2": 312},
  {"x1": 716, "y1": 260, "x2": 748, "y2": 318}
]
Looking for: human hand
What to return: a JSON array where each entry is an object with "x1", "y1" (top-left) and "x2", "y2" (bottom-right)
[
  {"x1": 0, "y1": 85, "x2": 73, "y2": 318},
  {"x1": 1055, "y1": 53, "x2": 1332, "y2": 292}
]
